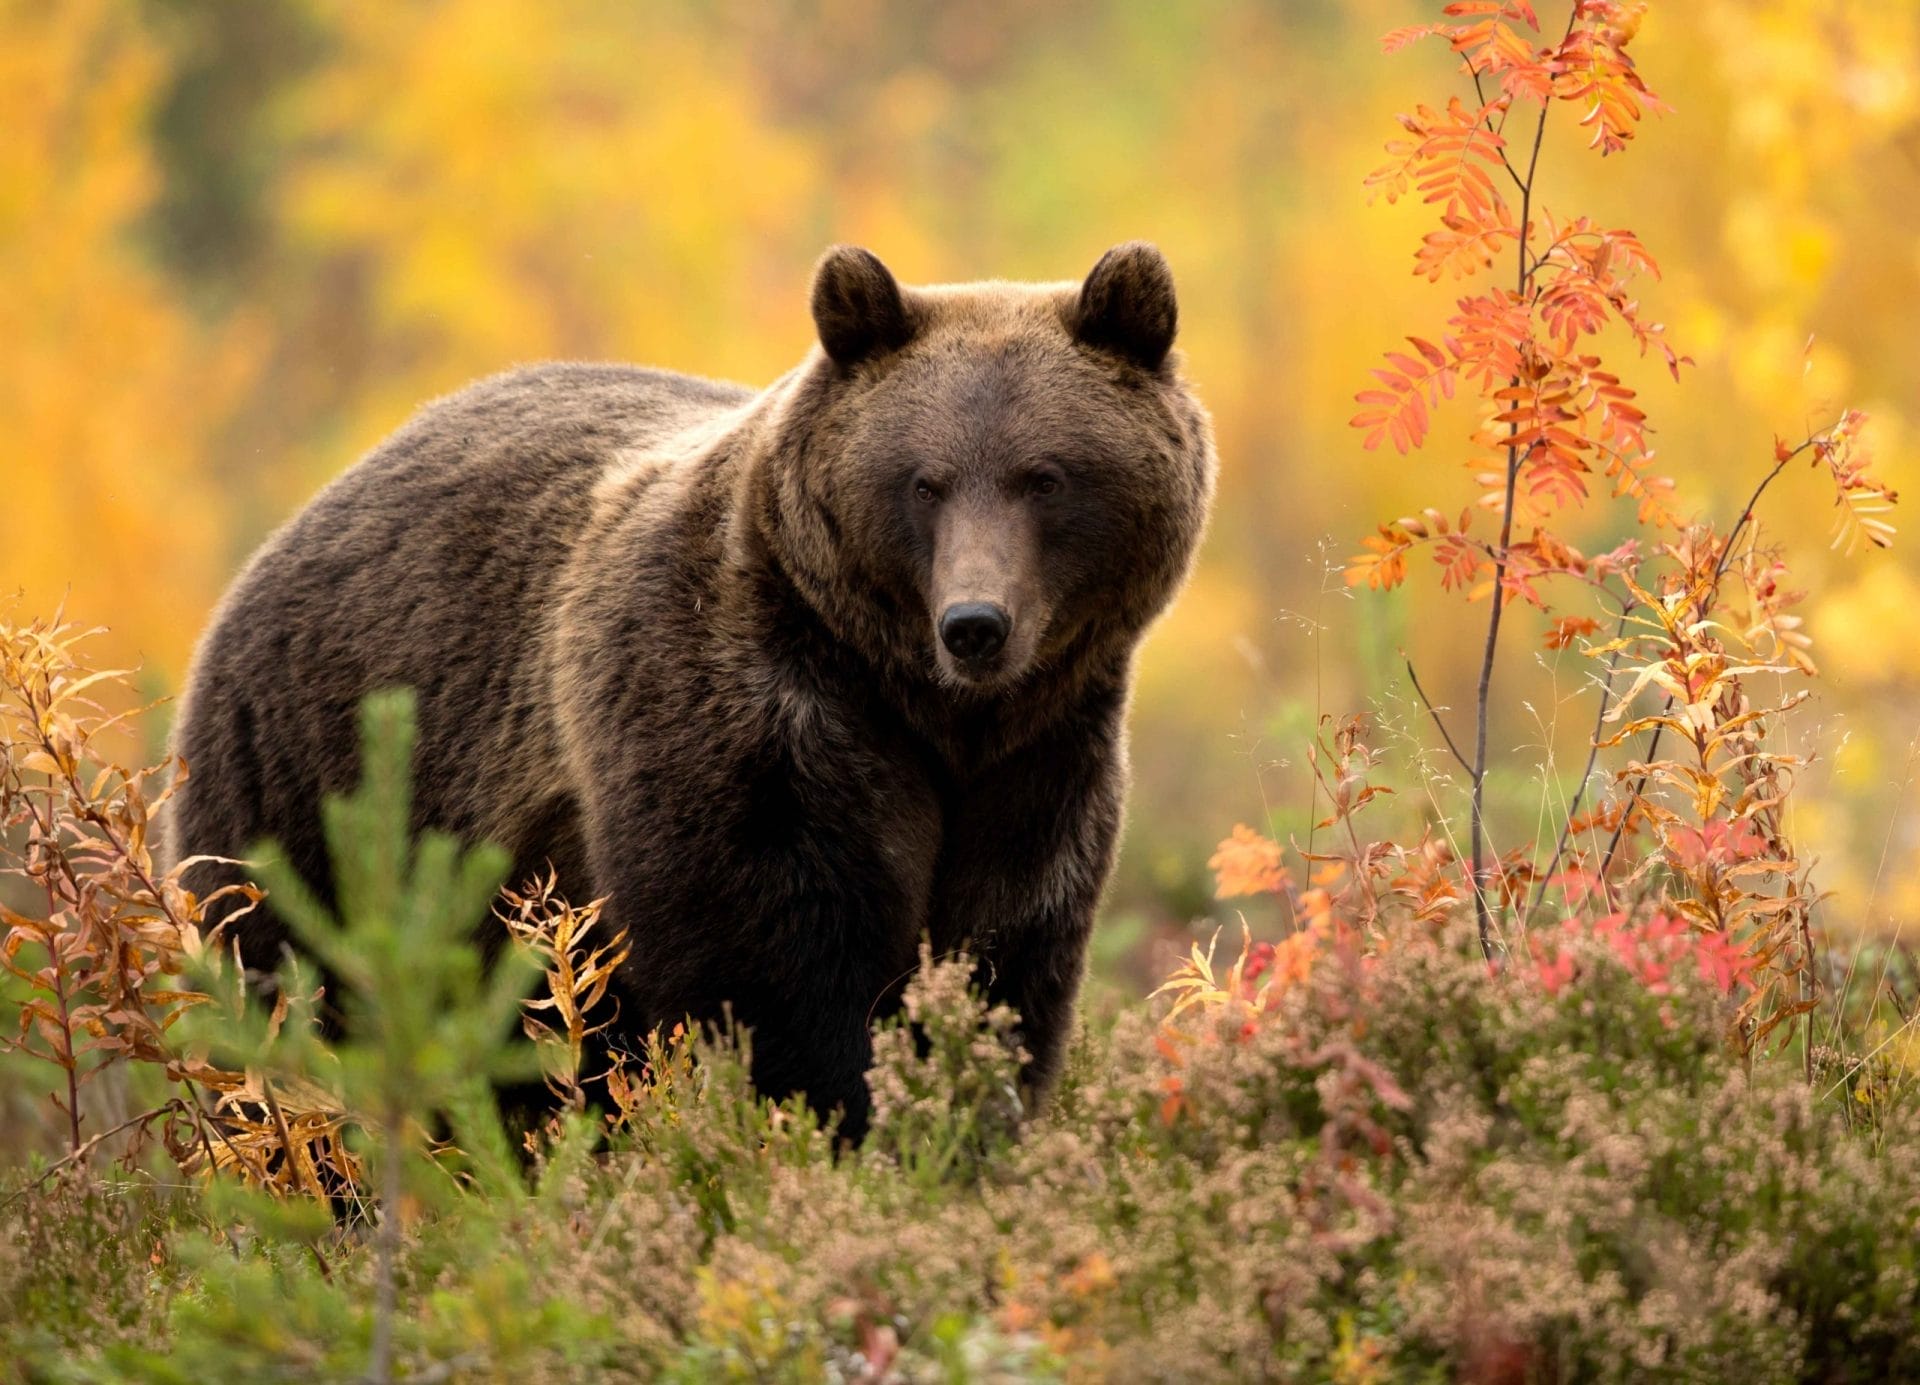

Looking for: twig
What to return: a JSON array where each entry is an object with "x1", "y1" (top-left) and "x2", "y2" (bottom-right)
[
  {"x1": 187, "y1": 1096, "x2": 221, "y2": 1178},
  {"x1": 47, "y1": 867, "x2": 84, "y2": 1155},
  {"x1": 1799, "y1": 896, "x2": 1817, "y2": 1087},
  {"x1": 1405, "y1": 658, "x2": 1472, "y2": 776},
  {"x1": 1893, "y1": 941, "x2": 1920, "y2": 1023},
  {"x1": 183, "y1": 1079, "x2": 276, "y2": 1189},
  {"x1": 12, "y1": 778, "x2": 87, "y2": 1155},
  {"x1": 1472, "y1": 67, "x2": 1530, "y2": 194},
  {"x1": 0, "y1": 1104, "x2": 180, "y2": 1213},
  {"x1": 370, "y1": 1104, "x2": 404, "y2": 1385}
]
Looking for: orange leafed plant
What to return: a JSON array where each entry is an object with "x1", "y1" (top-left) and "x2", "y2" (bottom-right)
[
  {"x1": 1176, "y1": 2, "x2": 1900, "y2": 1072},
  {"x1": 1208, "y1": 824, "x2": 1291, "y2": 899},
  {"x1": 1341, "y1": 1, "x2": 1894, "y2": 970},
  {"x1": 0, "y1": 610, "x2": 630, "y2": 1204},
  {"x1": 496, "y1": 868, "x2": 630, "y2": 1112},
  {"x1": 0, "y1": 613, "x2": 255, "y2": 1148}
]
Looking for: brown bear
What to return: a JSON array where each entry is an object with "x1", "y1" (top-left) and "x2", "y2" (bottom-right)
[{"x1": 166, "y1": 243, "x2": 1216, "y2": 1136}]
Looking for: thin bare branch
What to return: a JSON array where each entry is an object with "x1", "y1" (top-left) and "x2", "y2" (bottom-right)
[
  {"x1": 0, "y1": 1103, "x2": 182, "y2": 1213},
  {"x1": 1405, "y1": 658, "x2": 1473, "y2": 776}
]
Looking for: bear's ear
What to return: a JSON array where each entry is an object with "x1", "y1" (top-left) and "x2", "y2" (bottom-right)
[
  {"x1": 1071, "y1": 241, "x2": 1178, "y2": 370},
  {"x1": 811, "y1": 246, "x2": 915, "y2": 367}
]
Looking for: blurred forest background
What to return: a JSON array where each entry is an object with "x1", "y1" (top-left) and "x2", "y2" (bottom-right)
[{"x1": 5, "y1": 0, "x2": 1920, "y2": 983}]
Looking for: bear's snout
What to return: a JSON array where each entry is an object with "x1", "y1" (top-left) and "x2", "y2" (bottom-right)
[{"x1": 939, "y1": 601, "x2": 1011, "y2": 665}]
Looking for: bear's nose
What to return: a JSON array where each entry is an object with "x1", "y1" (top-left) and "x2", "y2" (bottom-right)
[{"x1": 939, "y1": 602, "x2": 1011, "y2": 663}]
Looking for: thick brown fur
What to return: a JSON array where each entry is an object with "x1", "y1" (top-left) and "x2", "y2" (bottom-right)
[{"x1": 166, "y1": 244, "x2": 1216, "y2": 1137}]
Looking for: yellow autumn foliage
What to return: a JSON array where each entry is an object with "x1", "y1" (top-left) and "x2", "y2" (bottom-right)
[
  {"x1": 3, "y1": 0, "x2": 1920, "y2": 930},
  {"x1": 0, "y1": 0, "x2": 255, "y2": 692}
]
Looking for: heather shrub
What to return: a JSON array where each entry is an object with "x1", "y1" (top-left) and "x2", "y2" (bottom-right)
[
  {"x1": 1307, "y1": 924, "x2": 1919, "y2": 1380},
  {"x1": 863, "y1": 944, "x2": 1030, "y2": 1189},
  {"x1": 517, "y1": 914, "x2": 1915, "y2": 1383},
  {"x1": 0, "y1": 1174, "x2": 181, "y2": 1362}
]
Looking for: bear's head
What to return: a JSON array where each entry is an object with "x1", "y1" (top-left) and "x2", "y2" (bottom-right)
[{"x1": 758, "y1": 243, "x2": 1216, "y2": 713}]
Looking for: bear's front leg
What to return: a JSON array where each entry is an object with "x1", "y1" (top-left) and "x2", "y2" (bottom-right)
[
  {"x1": 585, "y1": 764, "x2": 932, "y2": 1144},
  {"x1": 723, "y1": 941, "x2": 920, "y2": 1144},
  {"x1": 934, "y1": 702, "x2": 1126, "y2": 1101}
]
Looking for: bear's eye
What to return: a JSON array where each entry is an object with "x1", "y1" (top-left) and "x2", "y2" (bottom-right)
[
  {"x1": 913, "y1": 478, "x2": 941, "y2": 504},
  {"x1": 1028, "y1": 473, "x2": 1063, "y2": 499}
]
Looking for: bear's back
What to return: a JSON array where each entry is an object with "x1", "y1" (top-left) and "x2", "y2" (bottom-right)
[{"x1": 168, "y1": 363, "x2": 753, "y2": 940}]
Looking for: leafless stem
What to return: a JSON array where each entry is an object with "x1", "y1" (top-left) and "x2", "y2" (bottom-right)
[
  {"x1": 260, "y1": 1079, "x2": 316, "y2": 1199},
  {"x1": 1405, "y1": 658, "x2": 1472, "y2": 775},
  {"x1": 48, "y1": 873, "x2": 84, "y2": 1156},
  {"x1": 261, "y1": 1078, "x2": 335, "y2": 1280},
  {"x1": 1472, "y1": 68, "x2": 1530, "y2": 194},
  {"x1": 12, "y1": 773, "x2": 88, "y2": 1155},
  {"x1": 182, "y1": 1079, "x2": 276, "y2": 1189},
  {"x1": 1800, "y1": 900, "x2": 1817, "y2": 1086},
  {"x1": 0, "y1": 1103, "x2": 181, "y2": 1213}
]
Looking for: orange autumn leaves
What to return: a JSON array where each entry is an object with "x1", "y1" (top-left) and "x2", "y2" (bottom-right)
[
  {"x1": 1344, "y1": 1, "x2": 1686, "y2": 640},
  {"x1": 1206, "y1": 822, "x2": 1346, "y2": 934},
  {"x1": 1174, "y1": 823, "x2": 1327, "y2": 1028},
  {"x1": 1207, "y1": 823, "x2": 1290, "y2": 899},
  {"x1": 1381, "y1": 2, "x2": 1664, "y2": 154},
  {"x1": 1180, "y1": 1, "x2": 1897, "y2": 1066}
]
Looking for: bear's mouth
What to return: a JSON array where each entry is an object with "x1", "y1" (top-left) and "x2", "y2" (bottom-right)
[
  {"x1": 936, "y1": 646, "x2": 1012, "y2": 688},
  {"x1": 930, "y1": 613, "x2": 1049, "y2": 694}
]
